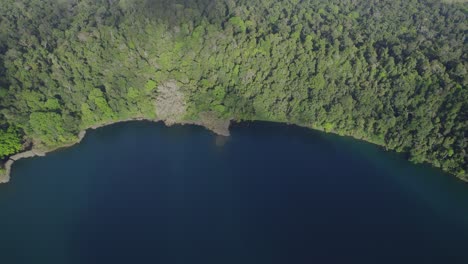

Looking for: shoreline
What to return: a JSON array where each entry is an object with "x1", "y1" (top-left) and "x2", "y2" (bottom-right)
[
  {"x1": 1, "y1": 118, "x2": 466, "y2": 184},
  {"x1": 0, "y1": 117, "x2": 230, "y2": 184},
  {"x1": 234, "y1": 119, "x2": 468, "y2": 183}
]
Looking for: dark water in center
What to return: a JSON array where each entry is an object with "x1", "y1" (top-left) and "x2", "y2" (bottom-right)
[{"x1": 0, "y1": 122, "x2": 467, "y2": 264}]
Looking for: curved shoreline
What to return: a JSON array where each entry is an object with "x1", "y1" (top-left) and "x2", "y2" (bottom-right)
[
  {"x1": 0, "y1": 117, "x2": 230, "y2": 184},
  {"x1": 1, "y1": 118, "x2": 466, "y2": 184}
]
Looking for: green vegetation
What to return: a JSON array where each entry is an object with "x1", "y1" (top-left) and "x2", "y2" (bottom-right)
[
  {"x1": 0, "y1": 126, "x2": 21, "y2": 159},
  {"x1": 0, "y1": 0, "x2": 466, "y2": 180}
]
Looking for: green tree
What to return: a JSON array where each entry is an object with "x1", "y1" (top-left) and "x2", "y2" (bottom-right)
[
  {"x1": 0, "y1": 126, "x2": 22, "y2": 159},
  {"x1": 29, "y1": 112, "x2": 75, "y2": 147}
]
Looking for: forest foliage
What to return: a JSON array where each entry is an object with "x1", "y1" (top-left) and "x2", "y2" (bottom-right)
[{"x1": 0, "y1": 0, "x2": 466, "y2": 180}]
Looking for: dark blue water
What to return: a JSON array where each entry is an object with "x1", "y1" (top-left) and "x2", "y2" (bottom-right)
[{"x1": 0, "y1": 122, "x2": 467, "y2": 264}]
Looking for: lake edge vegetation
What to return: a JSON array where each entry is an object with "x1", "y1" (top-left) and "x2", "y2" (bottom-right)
[{"x1": 0, "y1": 0, "x2": 466, "y2": 181}]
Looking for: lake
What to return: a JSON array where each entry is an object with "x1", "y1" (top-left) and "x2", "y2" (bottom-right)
[{"x1": 0, "y1": 121, "x2": 467, "y2": 264}]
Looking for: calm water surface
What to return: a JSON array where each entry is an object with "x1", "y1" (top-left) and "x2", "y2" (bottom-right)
[{"x1": 0, "y1": 122, "x2": 467, "y2": 264}]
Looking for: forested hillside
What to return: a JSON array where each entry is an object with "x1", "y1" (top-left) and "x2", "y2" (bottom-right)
[{"x1": 0, "y1": 0, "x2": 466, "y2": 180}]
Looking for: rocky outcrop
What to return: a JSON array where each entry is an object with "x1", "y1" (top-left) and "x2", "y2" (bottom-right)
[
  {"x1": 196, "y1": 112, "x2": 230, "y2": 136},
  {"x1": 154, "y1": 79, "x2": 231, "y2": 135}
]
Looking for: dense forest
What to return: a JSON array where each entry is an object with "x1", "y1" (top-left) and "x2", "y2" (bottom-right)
[{"x1": 0, "y1": 0, "x2": 466, "y2": 181}]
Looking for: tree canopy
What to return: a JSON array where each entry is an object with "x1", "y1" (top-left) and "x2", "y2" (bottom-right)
[
  {"x1": 0, "y1": 126, "x2": 21, "y2": 159},
  {"x1": 0, "y1": 0, "x2": 466, "y2": 180}
]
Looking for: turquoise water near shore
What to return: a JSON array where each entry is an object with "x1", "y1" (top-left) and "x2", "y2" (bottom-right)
[{"x1": 0, "y1": 121, "x2": 467, "y2": 264}]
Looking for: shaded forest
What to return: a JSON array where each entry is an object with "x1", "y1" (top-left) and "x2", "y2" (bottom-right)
[{"x1": 0, "y1": 0, "x2": 466, "y2": 180}]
